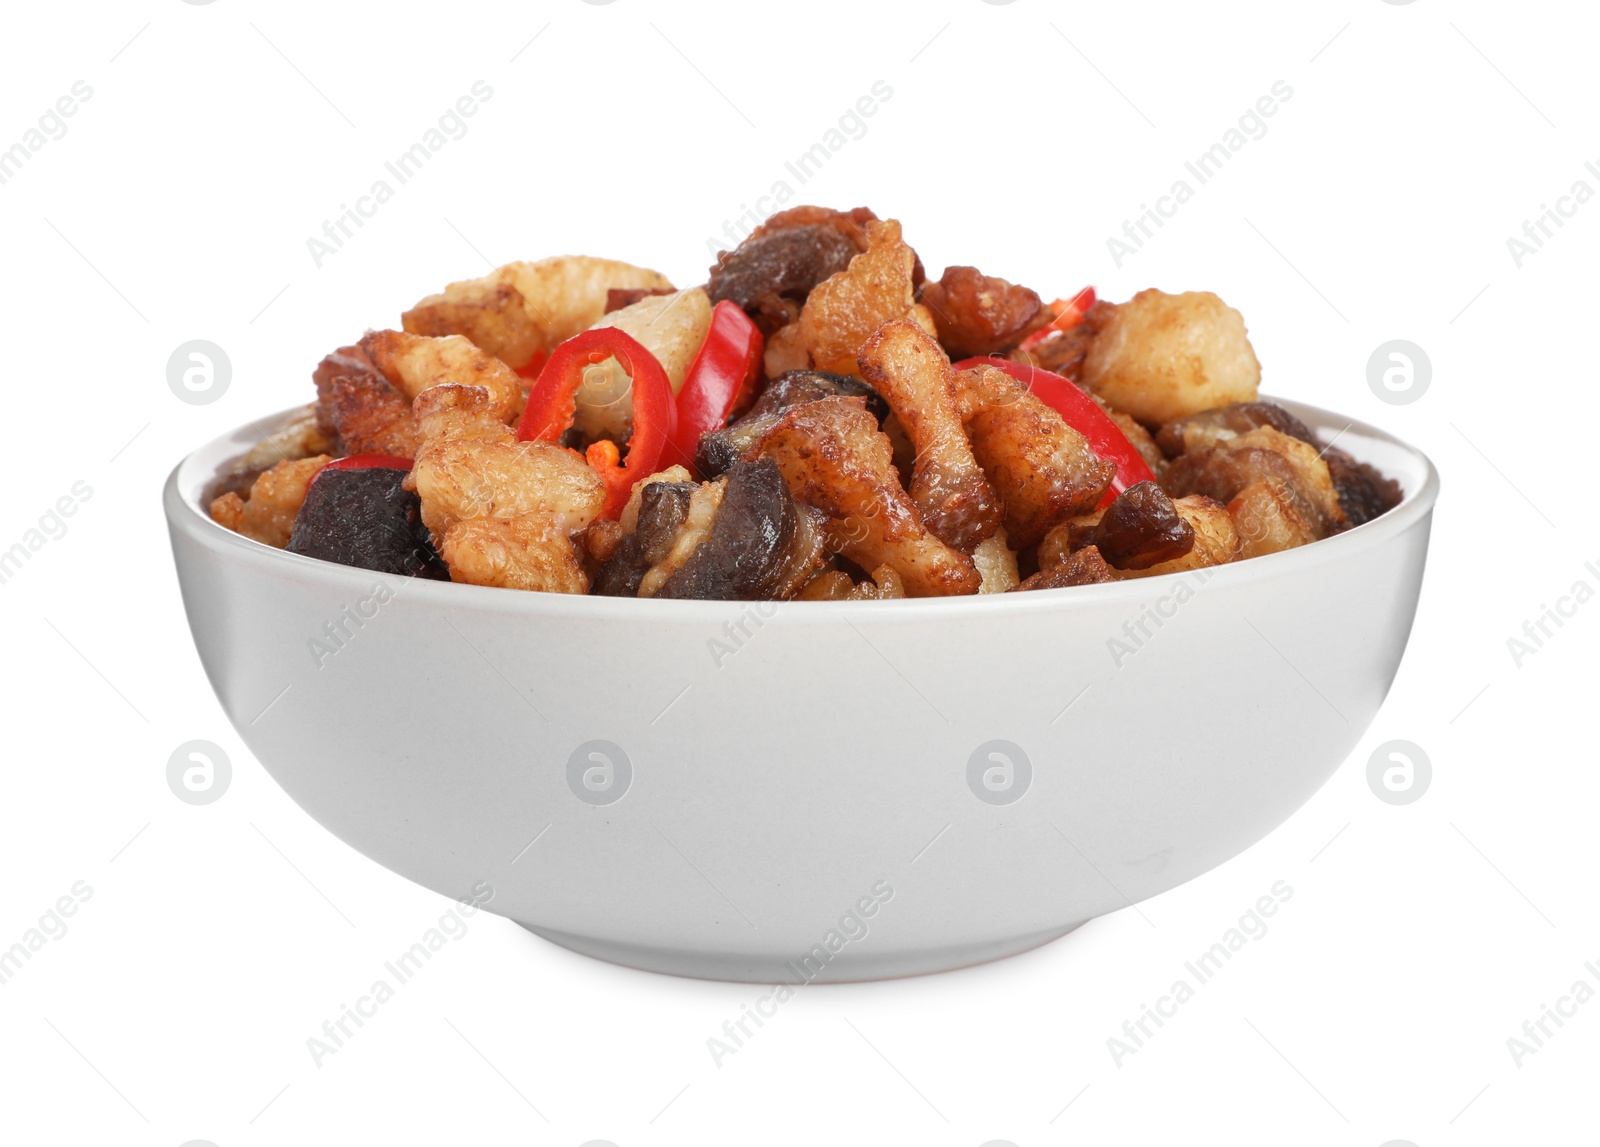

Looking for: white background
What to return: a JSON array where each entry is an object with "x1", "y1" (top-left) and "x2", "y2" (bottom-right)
[{"x1": 2, "y1": 0, "x2": 1596, "y2": 1144}]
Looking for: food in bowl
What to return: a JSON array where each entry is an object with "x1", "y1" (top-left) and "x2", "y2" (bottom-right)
[{"x1": 209, "y1": 205, "x2": 1401, "y2": 600}]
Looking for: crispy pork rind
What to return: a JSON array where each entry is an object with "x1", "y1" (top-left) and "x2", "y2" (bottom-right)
[
  {"x1": 209, "y1": 455, "x2": 332, "y2": 548},
  {"x1": 1044, "y1": 494, "x2": 1239, "y2": 579},
  {"x1": 746, "y1": 205, "x2": 926, "y2": 288},
  {"x1": 1156, "y1": 401, "x2": 1399, "y2": 526},
  {"x1": 408, "y1": 384, "x2": 605, "y2": 594},
  {"x1": 402, "y1": 256, "x2": 673, "y2": 372},
  {"x1": 1007, "y1": 299, "x2": 1115, "y2": 380},
  {"x1": 1013, "y1": 545, "x2": 1116, "y2": 591},
  {"x1": 858, "y1": 319, "x2": 1000, "y2": 551},
  {"x1": 708, "y1": 225, "x2": 859, "y2": 332},
  {"x1": 1070, "y1": 481, "x2": 1195, "y2": 570},
  {"x1": 605, "y1": 286, "x2": 676, "y2": 314},
  {"x1": 362, "y1": 330, "x2": 521, "y2": 421},
  {"x1": 1107, "y1": 407, "x2": 1167, "y2": 478},
  {"x1": 696, "y1": 370, "x2": 887, "y2": 478},
  {"x1": 764, "y1": 320, "x2": 809, "y2": 377},
  {"x1": 972, "y1": 529, "x2": 1020, "y2": 593},
  {"x1": 313, "y1": 331, "x2": 523, "y2": 459},
  {"x1": 1155, "y1": 400, "x2": 1315, "y2": 458},
  {"x1": 744, "y1": 395, "x2": 980, "y2": 597},
  {"x1": 796, "y1": 564, "x2": 907, "y2": 601},
  {"x1": 797, "y1": 219, "x2": 918, "y2": 377},
  {"x1": 1163, "y1": 424, "x2": 1344, "y2": 537},
  {"x1": 955, "y1": 364, "x2": 1116, "y2": 549},
  {"x1": 1080, "y1": 289, "x2": 1261, "y2": 424},
  {"x1": 314, "y1": 343, "x2": 420, "y2": 458},
  {"x1": 1227, "y1": 479, "x2": 1319, "y2": 558},
  {"x1": 745, "y1": 204, "x2": 872, "y2": 251},
  {"x1": 918, "y1": 266, "x2": 1043, "y2": 358}
]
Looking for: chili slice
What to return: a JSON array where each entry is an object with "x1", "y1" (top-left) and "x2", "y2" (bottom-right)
[
  {"x1": 517, "y1": 327, "x2": 676, "y2": 520},
  {"x1": 665, "y1": 300, "x2": 764, "y2": 474},
  {"x1": 1017, "y1": 285, "x2": 1097, "y2": 353}
]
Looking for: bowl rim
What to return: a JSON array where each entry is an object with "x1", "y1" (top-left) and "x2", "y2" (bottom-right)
[{"x1": 165, "y1": 395, "x2": 1439, "y2": 624}]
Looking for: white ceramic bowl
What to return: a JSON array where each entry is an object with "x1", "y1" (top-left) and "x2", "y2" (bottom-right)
[{"x1": 165, "y1": 398, "x2": 1437, "y2": 982}]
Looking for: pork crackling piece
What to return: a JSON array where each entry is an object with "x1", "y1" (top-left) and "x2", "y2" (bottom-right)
[
  {"x1": 407, "y1": 384, "x2": 605, "y2": 594},
  {"x1": 695, "y1": 369, "x2": 887, "y2": 479},
  {"x1": 402, "y1": 256, "x2": 674, "y2": 372},
  {"x1": 955, "y1": 364, "x2": 1115, "y2": 549},
  {"x1": 743, "y1": 395, "x2": 981, "y2": 597},
  {"x1": 209, "y1": 455, "x2": 333, "y2": 549},
  {"x1": 858, "y1": 318, "x2": 1000, "y2": 552},
  {"x1": 1079, "y1": 289, "x2": 1261, "y2": 425},
  {"x1": 313, "y1": 331, "x2": 523, "y2": 458}
]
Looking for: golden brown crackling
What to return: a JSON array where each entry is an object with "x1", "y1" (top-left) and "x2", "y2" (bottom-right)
[
  {"x1": 1079, "y1": 289, "x2": 1261, "y2": 425},
  {"x1": 744, "y1": 395, "x2": 979, "y2": 597},
  {"x1": 918, "y1": 265, "x2": 1042, "y2": 358},
  {"x1": 209, "y1": 455, "x2": 332, "y2": 548},
  {"x1": 402, "y1": 256, "x2": 674, "y2": 371},
  {"x1": 407, "y1": 384, "x2": 605, "y2": 593},
  {"x1": 956, "y1": 364, "x2": 1115, "y2": 549},
  {"x1": 858, "y1": 319, "x2": 1000, "y2": 552},
  {"x1": 1013, "y1": 545, "x2": 1116, "y2": 591},
  {"x1": 360, "y1": 330, "x2": 520, "y2": 422},
  {"x1": 1041, "y1": 494, "x2": 1239, "y2": 580},
  {"x1": 797, "y1": 219, "x2": 917, "y2": 377}
]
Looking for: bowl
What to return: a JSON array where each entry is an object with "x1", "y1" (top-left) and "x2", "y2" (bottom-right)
[{"x1": 165, "y1": 397, "x2": 1438, "y2": 982}]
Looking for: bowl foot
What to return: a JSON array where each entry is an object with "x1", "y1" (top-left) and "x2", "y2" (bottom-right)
[{"x1": 516, "y1": 920, "x2": 1088, "y2": 983}]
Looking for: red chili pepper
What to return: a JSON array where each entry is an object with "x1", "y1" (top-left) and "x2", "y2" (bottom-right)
[
  {"x1": 318, "y1": 453, "x2": 413, "y2": 475},
  {"x1": 954, "y1": 355, "x2": 1154, "y2": 509},
  {"x1": 512, "y1": 350, "x2": 548, "y2": 381},
  {"x1": 517, "y1": 328, "x2": 676, "y2": 520},
  {"x1": 665, "y1": 300, "x2": 764, "y2": 473},
  {"x1": 1018, "y1": 285, "x2": 1097, "y2": 353}
]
